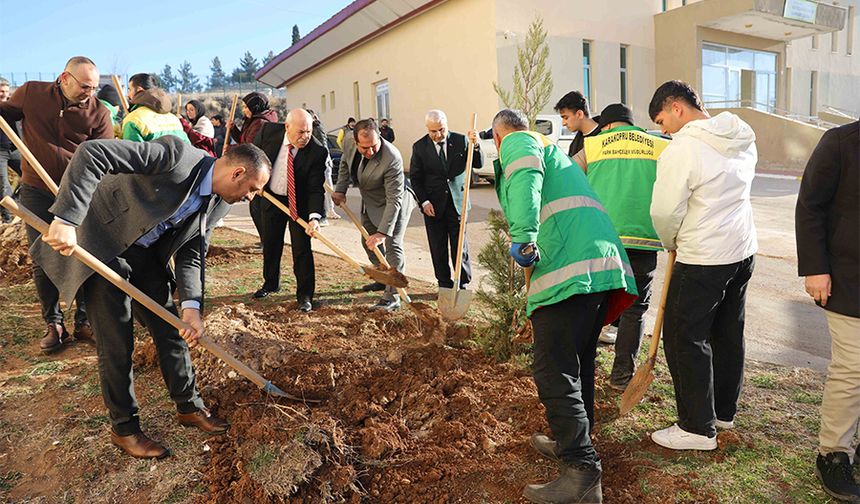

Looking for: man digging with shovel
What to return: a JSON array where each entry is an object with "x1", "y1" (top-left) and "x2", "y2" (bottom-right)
[
  {"x1": 31, "y1": 137, "x2": 271, "y2": 459},
  {"x1": 491, "y1": 109, "x2": 637, "y2": 503}
]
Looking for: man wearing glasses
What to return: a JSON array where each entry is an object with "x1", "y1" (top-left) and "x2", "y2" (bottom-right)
[{"x1": 0, "y1": 56, "x2": 113, "y2": 353}]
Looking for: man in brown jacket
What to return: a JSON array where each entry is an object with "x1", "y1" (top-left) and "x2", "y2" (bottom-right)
[{"x1": 0, "y1": 56, "x2": 113, "y2": 353}]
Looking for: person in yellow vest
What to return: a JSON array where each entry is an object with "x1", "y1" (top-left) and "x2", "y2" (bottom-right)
[{"x1": 572, "y1": 103, "x2": 669, "y2": 391}]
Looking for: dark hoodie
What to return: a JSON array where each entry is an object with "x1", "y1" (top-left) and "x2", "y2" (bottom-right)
[{"x1": 121, "y1": 88, "x2": 189, "y2": 142}]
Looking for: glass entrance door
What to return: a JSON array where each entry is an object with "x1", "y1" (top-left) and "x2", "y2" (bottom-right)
[{"x1": 702, "y1": 43, "x2": 777, "y2": 112}]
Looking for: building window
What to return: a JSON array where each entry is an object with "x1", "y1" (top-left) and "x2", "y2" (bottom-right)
[
  {"x1": 620, "y1": 45, "x2": 629, "y2": 104},
  {"x1": 330, "y1": 91, "x2": 336, "y2": 110},
  {"x1": 583, "y1": 41, "x2": 592, "y2": 108},
  {"x1": 812, "y1": 34, "x2": 819, "y2": 50},
  {"x1": 848, "y1": 6, "x2": 855, "y2": 55},
  {"x1": 662, "y1": 0, "x2": 668, "y2": 12},
  {"x1": 832, "y1": 29, "x2": 839, "y2": 53},
  {"x1": 353, "y1": 81, "x2": 360, "y2": 118},
  {"x1": 374, "y1": 80, "x2": 390, "y2": 120},
  {"x1": 701, "y1": 42, "x2": 777, "y2": 112},
  {"x1": 321, "y1": 94, "x2": 326, "y2": 113}
]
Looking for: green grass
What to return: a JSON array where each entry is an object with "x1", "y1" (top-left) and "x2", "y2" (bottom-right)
[
  {"x1": 0, "y1": 471, "x2": 22, "y2": 491},
  {"x1": 249, "y1": 445, "x2": 278, "y2": 473},
  {"x1": 28, "y1": 361, "x2": 63, "y2": 376},
  {"x1": 749, "y1": 372, "x2": 778, "y2": 389}
]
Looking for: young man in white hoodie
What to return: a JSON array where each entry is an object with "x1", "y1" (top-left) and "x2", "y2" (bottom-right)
[{"x1": 647, "y1": 80, "x2": 758, "y2": 451}]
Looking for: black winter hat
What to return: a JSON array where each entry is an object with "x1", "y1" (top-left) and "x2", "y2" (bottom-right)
[
  {"x1": 242, "y1": 92, "x2": 269, "y2": 115},
  {"x1": 97, "y1": 84, "x2": 122, "y2": 108},
  {"x1": 598, "y1": 104, "x2": 634, "y2": 129}
]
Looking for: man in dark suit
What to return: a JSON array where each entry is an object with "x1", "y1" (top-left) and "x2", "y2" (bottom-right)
[
  {"x1": 410, "y1": 109, "x2": 481, "y2": 289},
  {"x1": 251, "y1": 109, "x2": 326, "y2": 312},
  {"x1": 35, "y1": 136, "x2": 271, "y2": 459},
  {"x1": 795, "y1": 121, "x2": 859, "y2": 500}
]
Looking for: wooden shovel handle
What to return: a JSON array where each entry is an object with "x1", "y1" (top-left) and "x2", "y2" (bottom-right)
[
  {"x1": 323, "y1": 182, "x2": 411, "y2": 302},
  {"x1": 261, "y1": 190, "x2": 365, "y2": 273},
  {"x1": 452, "y1": 113, "x2": 477, "y2": 289},
  {"x1": 111, "y1": 75, "x2": 130, "y2": 114},
  {"x1": 0, "y1": 116, "x2": 58, "y2": 196},
  {"x1": 176, "y1": 93, "x2": 182, "y2": 115},
  {"x1": 0, "y1": 196, "x2": 270, "y2": 390},
  {"x1": 645, "y1": 250, "x2": 676, "y2": 362},
  {"x1": 222, "y1": 94, "x2": 239, "y2": 156}
]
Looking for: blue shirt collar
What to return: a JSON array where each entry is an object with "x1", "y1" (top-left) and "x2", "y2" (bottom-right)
[{"x1": 199, "y1": 157, "x2": 214, "y2": 197}]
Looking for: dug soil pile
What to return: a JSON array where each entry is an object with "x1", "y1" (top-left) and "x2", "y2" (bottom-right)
[
  {"x1": 0, "y1": 222, "x2": 32, "y2": 285},
  {"x1": 136, "y1": 298, "x2": 717, "y2": 503}
]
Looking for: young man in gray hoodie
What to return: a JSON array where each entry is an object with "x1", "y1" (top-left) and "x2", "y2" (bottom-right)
[{"x1": 647, "y1": 80, "x2": 758, "y2": 451}]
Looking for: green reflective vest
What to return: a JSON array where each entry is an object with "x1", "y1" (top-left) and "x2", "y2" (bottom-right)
[
  {"x1": 584, "y1": 125, "x2": 668, "y2": 251},
  {"x1": 493, "y1": 130, "x2": 637, "y2": 319}
]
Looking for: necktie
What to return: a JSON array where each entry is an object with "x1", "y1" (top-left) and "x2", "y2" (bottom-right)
[
  {"x1": 287, "y1": 145, "x2": 297, "y2": 220},
  {"x1": 198, "y1": 195, "x2": 212, "y2": 312},
  {"x1": 437, "y1": 142, "x2": 447, "y2": 167}
]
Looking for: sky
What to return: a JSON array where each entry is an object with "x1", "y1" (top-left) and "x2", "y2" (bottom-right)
[{"x1": 0, "y1": 0, "x2": 353, "y2": 85}]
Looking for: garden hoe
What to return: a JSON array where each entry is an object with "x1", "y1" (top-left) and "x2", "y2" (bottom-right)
[
  {"x1": 438, "y1": 113, "x2": 477, "y2": 321},
  {"x1": 261, "y1": 190, "x2": 408, "y2": 289},
  {"x1": 619, "y1": 250, "x2": 676, "y2": 416},
  {"x1": 1, "y1": 196, "x2": 318, "y2": 403}
]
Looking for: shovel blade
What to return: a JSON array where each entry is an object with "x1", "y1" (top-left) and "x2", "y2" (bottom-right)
[
  {"x1": 438, "y1": 287, "x2": 474, "y2": 321},
  {"x1": 363, "y1": 267, "x2": 409, "y2": 288},
  {"x1": 262, "y1": 381, "x2": 323, "y2": 404},
  {"x1": 618, "y1": 364, "x2": 656, "y2": 416}
]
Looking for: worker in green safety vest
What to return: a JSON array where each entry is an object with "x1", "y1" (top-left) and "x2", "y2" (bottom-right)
[
  {"x1": 491, "y1": 108, "x2": 637, "y2": 504},
  {"x1": 572, "y1": 103, "x2": 669, "y2": 392}
]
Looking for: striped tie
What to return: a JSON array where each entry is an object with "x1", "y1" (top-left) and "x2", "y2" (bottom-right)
[{"x1": 287, "y1": 145, "x2": 297, "y2": 220}]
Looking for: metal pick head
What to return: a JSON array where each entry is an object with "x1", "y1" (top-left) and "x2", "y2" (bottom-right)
[{"x1": 262, "y1": 380, "x2": 288, "y2": 397}]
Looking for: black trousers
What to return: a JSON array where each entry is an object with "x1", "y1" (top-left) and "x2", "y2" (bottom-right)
[
  {"x1": 83, "y1": 245, "x2": 204, "y2": 436},
  {"x1": 19, "y1": 184, "x2": 88, "y2": 326},
  {"x1": 249, "y1": 196, "x2": 264, "y2": 242},
  {"x1": 663, "y1": 255, "x2": 755, "y2": 437},
  {"x1": 260, "y1": 193, "x2": 315, "y2": 300},
  {"x1": 530, "y1": 291, "x2": 609, "y2": 470},
  {"x1": 610, "y1": 249, "x2": 658, "y2": 386},
  {"x1": 423, "y1": 198, "x2": 471, "y2": 288}
]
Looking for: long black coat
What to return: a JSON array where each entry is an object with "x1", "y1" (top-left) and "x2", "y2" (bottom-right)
[{"x1": 795, "y1": 121, "x2": 859, "y2": 318}]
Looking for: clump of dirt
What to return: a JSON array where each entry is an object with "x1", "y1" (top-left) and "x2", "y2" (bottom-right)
[
  {"x1": 0, "y1": 222, "x2": 32, "y2": 285},
  {"x1": 206, "y1": 244, "x2": 259, "y2": 266}
]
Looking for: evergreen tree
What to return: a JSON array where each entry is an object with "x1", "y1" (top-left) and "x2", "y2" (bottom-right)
[
  {"x1": 177, "y1": 61, "x2": 200, "y2": 93},
  {"x1": 158, "y1": 64, "x2": 177, "y2": 92},
  {"x1": 492, "y1": 16, "x2": 553, "y2": 129},
  {"x1": 209, "y1": 56, "x2": 227, "y2": 89},
  {"x1": 262, "y1": 50, "x2": 276, "y2": 66},
  {"x1": 292, "y1": 25, "x2": 300, "y2": 46},
  {"x1": 232, "y1": 51, "x2": 259, "y2": 84}
]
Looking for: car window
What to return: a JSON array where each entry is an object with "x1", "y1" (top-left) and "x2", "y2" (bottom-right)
[{"x1": 535, "y1": 119, "x2": 553, "y2": 136}]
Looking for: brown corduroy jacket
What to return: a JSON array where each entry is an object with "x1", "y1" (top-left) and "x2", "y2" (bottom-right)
[{"x1": 0, "y1": 81, "x2": 113, "y2": 193}]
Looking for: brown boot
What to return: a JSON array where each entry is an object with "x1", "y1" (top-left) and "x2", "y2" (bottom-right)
[
  {"x1": 72, "y1": 321, "x2": 96, "y2": 343},
  {"x1": 39, "y1": 323, "x2": 68, "y2": 353},
  {"x1": 177, "y1": 408, "x2": 230, "y2": 435},
  {"x1": 110, "y1": 431, "x2": 171, "y2": 459}
]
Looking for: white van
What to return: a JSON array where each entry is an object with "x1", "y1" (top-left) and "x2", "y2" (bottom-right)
[{"x1": 473, "y1": 114, "x2": 576, "y2": 182}]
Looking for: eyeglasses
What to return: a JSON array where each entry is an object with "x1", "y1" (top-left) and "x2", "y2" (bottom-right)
[{"x1": 66, "y1": 73, "x2": 98, "y2": 93}]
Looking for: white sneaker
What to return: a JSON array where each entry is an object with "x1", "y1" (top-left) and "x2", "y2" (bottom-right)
[
  {"x1": 715, "y1": 419, "x2": 735, "y2": 430},
  {"x1": 598, "y1": 326, "x2": 617, "y2": 344},
  {"x1": 651, "y1": 424, "x2": 717, "y2": 451}
]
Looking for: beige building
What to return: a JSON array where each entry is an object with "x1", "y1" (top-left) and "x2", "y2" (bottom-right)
[{"x1": 257, "y1": 0, "x2": 857, "y2": 171}]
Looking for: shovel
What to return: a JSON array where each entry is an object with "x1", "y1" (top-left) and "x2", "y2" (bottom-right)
[
  {"x1": 1, "y1": 196, "x2": 316, "y2": 403},
  {"x1": 438, "y1": 113, "x2": 477, "y2": 321},
  {"x1": 619, "y1": 250, "x2": 676, "y2": 416},
  {"x1": 261, "y1": 191, "x2": 407, "y2": 288}
]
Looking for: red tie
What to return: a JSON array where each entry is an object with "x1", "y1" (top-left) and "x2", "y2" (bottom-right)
[{"x1": 287, "y1": 145, "x2": 297, "y2": 220}]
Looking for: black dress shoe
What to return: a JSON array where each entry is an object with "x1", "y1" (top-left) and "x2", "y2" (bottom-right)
[
  {"x1": 361, "y1": 282, "x2": 386, "y2": 292},
  {"x1": 253, "y1": 287, "x2": 279, "y2": 299},
  {"x1": 298, "y1": 299, "x2": 313, "y2": 312}
]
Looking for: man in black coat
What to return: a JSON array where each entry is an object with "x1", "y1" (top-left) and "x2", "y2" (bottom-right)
[
  {"x1": 409, "y1": 109, "x2": 481, "y2": 289},
  {"x1": 34, "y1": 137, "x2": 271, "y2": 459},
  {"x1": 252, "y1": 109, "x2": 327, "y2": 312},
  {"x1": 796, "y1": 121, "x2": 860, "y2": 501}
]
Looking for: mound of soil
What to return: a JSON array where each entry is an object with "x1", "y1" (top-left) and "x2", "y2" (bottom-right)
[
  {"x1": 206, "y1": 244, "x2": 260, "y2": 266},
  {"x1": 0, "y1": 222, "x2": 32, "y2": 285}
]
